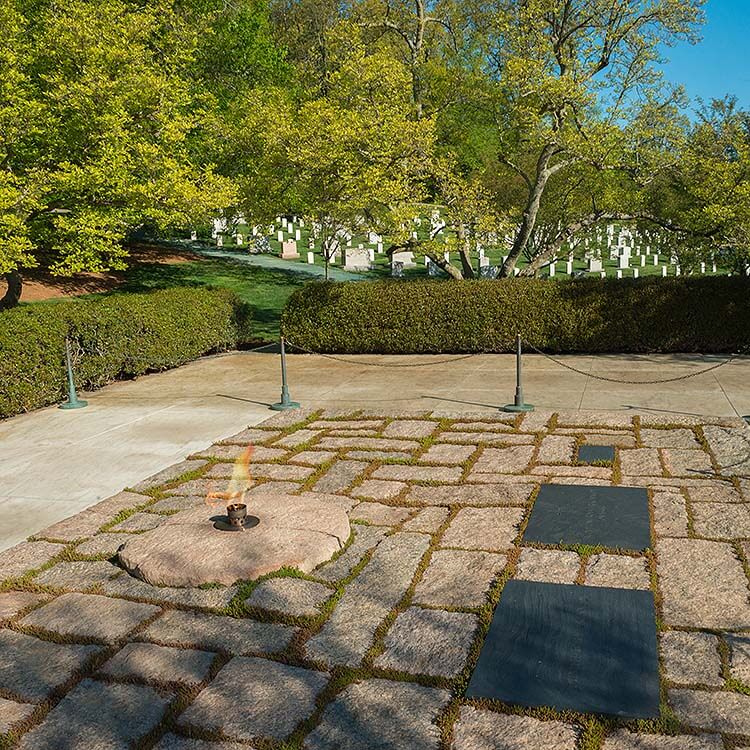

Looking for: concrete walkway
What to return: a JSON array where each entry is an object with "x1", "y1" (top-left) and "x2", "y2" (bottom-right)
[{"x1": 1, "y1": 350, "x2": 748, "y2": 551}]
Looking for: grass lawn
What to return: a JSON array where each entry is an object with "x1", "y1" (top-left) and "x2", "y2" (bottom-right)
[
  {"x1": 118, "y1": 258, "x2": 311, "y2": 343},
  {"x1": 19, "y1": 256, "x2": 308, "y2": 344}
]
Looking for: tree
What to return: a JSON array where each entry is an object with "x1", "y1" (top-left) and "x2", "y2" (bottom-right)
[
  {"x1": 220, "y1": 34, "x2": 436, "y2": 278},
  {"x1": 0, "y1": 0, "x2": 236, "y2": 309},
  {"x1": 485, "y1": 0, "x2": 705, "y2": 277}
]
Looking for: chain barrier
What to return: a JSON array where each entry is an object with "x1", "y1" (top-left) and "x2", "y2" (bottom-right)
[
  {"x1": 521, "y1": 339, "x2": 748, "y2": 385},
  {"x1": 284, "y1": 339, "x2": 487, "y2": 368}
]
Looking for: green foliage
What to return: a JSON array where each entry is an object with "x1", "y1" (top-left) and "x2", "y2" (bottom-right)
[
  {"x1": 281, "y1": 278, "x2": 750, "y2": 354},
  {"x1": 0, "y1": 288, "x2": 251, "y2": 419}
]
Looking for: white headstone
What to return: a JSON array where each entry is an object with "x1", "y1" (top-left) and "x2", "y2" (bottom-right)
[
  {"x1": 566, "y1": 260, "x2": 573, "y2": 274},
  {"x1": 633, "y1": 268, "x2": 639, "y2": 278},
  {"x1": 712, "y1": 262, "x2": 717, "y2": 273},
  {"x1": 377, "y1": 242, "x2": 383, "y2": 254},
  {"x1": 675, "y1": 266, "x2": 681, "y2": 276},
  {"x1": 640, "y1": 255, "x2": 646, "y2": 267},
  {"x1": 700, "y1": 262, "x2": 706, "y2": 274},
  {"x1": 295, "y1": 229, "x2": 301, "y2": 241},
  {"x1": 391, "y1": 250, "x2": 416, "y2": 268},
  {"x1": 549, "y1": 262, "x2": 556, "y2": 277},
  {"x1": 307, "y1": 251, "x2": 314, "y2": 264},
  {"x1": 618, "y1": 254, "x2": 629, "y2": 269},
  {"x1": 662, "y1": 265, "x2": 667, "y2": 277},
  {"x1": 216, "y1": 235, "x2": 223, "y2": 247},
  {"x1": 480, "y1": 256, "x2": 490, "y2": 268},
  {"x1": 368, "y1": 248, "x2": 375, "y2": 262},
  {"x1": 343, "y1": 246, "x2": 371, "y2": 271},
  {"x1": 616, "y1": 269, "x2": 622, "y2": 279},
  {"x1": 235, "y1": 234, "x2": 243, "y2": 245},
  {"x1": 190, "y1": 231, "x2": 197, "y2": 241},
  {"x1": 277, "y1": 230, "x2": 284, "y2": 243},
  {"x1": 600, "y1": 270, "x2": 606, "y2": 279},
  {"x1": 588, "y1": 258, "x2": 603, "y2": 273},
  {"x1": 653, "y1": 254, "x2": 658, "y2": 265}
]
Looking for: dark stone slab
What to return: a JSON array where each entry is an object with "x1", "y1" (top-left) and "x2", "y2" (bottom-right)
[
  {"x1": 577, "y1": 445, "x2": 615, "y2": 464},
  {"x1": 467, "y1": 580, "x2": 660, "y2": 719},
  {"x1": 524, "y1": 484, "x2": 651, "y2": 551}
]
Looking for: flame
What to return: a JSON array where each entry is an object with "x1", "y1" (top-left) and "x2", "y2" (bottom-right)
[{"x1": 206, "y1": 444, "x2": 253, "y2": 509}]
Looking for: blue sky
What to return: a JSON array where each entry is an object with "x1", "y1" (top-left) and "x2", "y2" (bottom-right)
[{"x1": 659, "y1": 0, "x2": 750, "y2": 108}]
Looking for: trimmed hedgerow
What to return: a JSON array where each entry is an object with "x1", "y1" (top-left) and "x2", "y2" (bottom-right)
[
  {"x1": 281, "y1": 277, "x2": 750, "y2": 354},
  {"x1": 0, "y1": 288, "x2": 252, "y2": 419}
]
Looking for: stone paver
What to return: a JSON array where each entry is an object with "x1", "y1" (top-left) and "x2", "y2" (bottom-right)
[
  {"x1": 403, "y1": 506, "x2": 450, "y2": 534},
  {"x1": 100, "y1": 573, "x2": 237, "y2": 609},
  {"x1": 452, "y1": 706, "x2": 579, "y2": 750},
  {"x1": 131, "y1": 459, "x2": 208, "y2": 491},
  {"x1": 153, "y1": 735, "x2": 247, "y2": 750},
  {"x1": 660, "y1": 632, "x2": 722, "y2": 686},
  {"x1": 350, "y1": 502, "x2": 413, "y2": 526},
  {"x1": 619, "y1": 448, "x2": 663, "y2": 476},
  {"x1": 383, "y1": 420, "x2": 437, "y2": 438},
  {"x1": 154, "y1": 734, "x2": 252, "y2": 750},
  {"x1": 21, "y1": 592, "x2": 159, "y2": 643},
  {"x1": 537, "y1": 435, "x2": 576, "y2": 464},
  {"x1": 601, "y1": 730, "x2": 723, "y2": 749},
  {"x1": 139, "y1": 609, "x2": 294, "y2": 654},
  {"x1": 670, "y1": 688, "x2": 750, "y2": 735},
  {"x1": 372, "y1": 465, "x2": 463, "y2": 482},
  {"x1": 450, "y1": 421, "x2": 514, "y2": 433},
  {"x1": 442, "y1": 432, "x2": 535, "y2": 445},
  {"x1": 420, "y1": 443, "x2": 475, "y2": 464},
  {"x1": 352, "y1": 480, "x2": 407, "y2": 500},
  {"x1": 691, "y1": 502, "x2": 750, "y2": 539},
  {"x1": 315, "y1": 525, "x2": 389, "y2": 582},
  {"x1": 201, "y1": 444, "x2": 287, "y2": 462},
  {"x1": 407, "y1": 483, "x2": 533, "y2": 507},
  {"x1": 640, "y1": 429, "x2": 700, "y2": 449},
  {"x1": 0, "y1": 591, "x2": 45, "y2": 621},
  {"x1": 317, "y1": 437, "x2": 419, "y2": 452},
  {"x1": 657, "y1": 538, "x2": 750, "y2": 628},
  {"x1": 413, "y1": 549, "x2": 506, "y2": 607},
  {"x1": 100, "y1": 642, "x2": 215, "y2": 684},
  {"x1": 663, "y1": 449, "x2": 714, "y2": 477},
  {"x1": 578, "y1": 432, "x2": 636, "y2": 447},
  {"x1": 34, "y1": 561, "x2": 117, "y2": 590},
  {"x1": 441, "y1": 507, "x2": 524, "y2": 551},
  {"x1": 109, "y1": 512, "x2": 166, "y2": 532},
  {"x1": 247, "y1": 463, "x2": 314, "y2": 480},
  {"x1": 375, "y1": 607, "x2": 477, "y2": 677},
  {"x1": 246, "y1": 577, "x2": 332, "y2": 617},
  {"x1": 291, "y1": 450, "x2": 337, "y2": 465},
  {"x1": 75, "y1": 533, "x2": 129, "y2": 556},
  {"x1": 0, "y1": 696, "x2": 35, "y2": 734},
  {"x1": 180, "y1": 657, "x2": 327, "y2": 742},
  {"x1": 305, "y1": 679, "x2": 450, "y2": 750},
  {"x1": 726, "y1": 634, "x2": 750, "y2": 684},
  {"x1": 305, "y1": 533, "x2": 430, "y2": 667},
  {"x1": 17, "y1": 678, "x2": 171, "y2": 750},
  {"x1": 0, "y1": 630, "x2": 101, "y2": 701},
  {"x1": 0, "y1": 541, "x2": 66, "y2": 580},
  {"x1": 309, "y1": 419, "x2": 384, "y2": 431},
  {"x1": 312, "y1": 460, "x2": 368, "y2": 493},
  {"x1": 652, "y1": 490, "x2": 689, "y2": 537},
  {"x1": 702, "y1": 425, "x2": 750, "y2": 476},
  {"x1": 687, "y1": 483, "x2": 743, "y2": 503},
  {"x1": 219, "y1": 427, "x2": 282, "y2": 444},
  {"x1": 347, "y1": 449, "x2": 412, "y2": 461},
  {"x1": 472, "y1": 446, "x2": 535, "y2": 474},
  {"x1": 516, "y1": 547, "x2": 580, "y2": 584},
  {"x1": 274, "y1": 429, "x2": 321, "y2": 448},
  {"x1": 584, "y1": 554, "x2": 651, "y2": 590}
]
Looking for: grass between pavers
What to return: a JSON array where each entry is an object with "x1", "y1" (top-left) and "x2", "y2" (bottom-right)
[{"x1": 4, "y1": 410, "x2": 749, "y2": 749}]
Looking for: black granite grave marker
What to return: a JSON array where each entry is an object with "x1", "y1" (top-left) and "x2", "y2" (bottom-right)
[
  {"x1": 577, "y1": 444, "x2": 616, "y2": 464},
  {"x1": 524, "y1": 483, "x2": 650, "y2": 550},
  {"x1": 467, "y1": 580, "x2": 660, "y2": 719}
]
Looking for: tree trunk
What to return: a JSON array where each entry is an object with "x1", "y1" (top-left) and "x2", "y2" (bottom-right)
[
  {"x1": 0, "y1": 271, "x2": 22, "y2": 311},
  {"x1": 456, "y1": 223, "x2": 474, "y2": 278}
]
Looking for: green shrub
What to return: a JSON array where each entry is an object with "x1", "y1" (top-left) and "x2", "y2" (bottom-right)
[
  {"x1": 0, "y1": 288, "x2": 251, "y2": 419},
  {"x1": 281, "y1": 277, "x2": 750, "y2": 354}
]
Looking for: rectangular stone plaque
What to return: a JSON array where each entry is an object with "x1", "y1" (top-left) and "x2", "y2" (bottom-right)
[
  {"x1": 524, "y1": 483, "x2": 651, "y2": 550},
  {"x1": 577, "y1": 444, "x2": 616, "y2": 464},
  {"x1": 467, "y1": 580, "x2": 660, "y2": 719}
]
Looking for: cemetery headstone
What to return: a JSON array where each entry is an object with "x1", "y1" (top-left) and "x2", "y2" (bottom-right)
[
  {"x1": 307, "y1": 251, "x2": 315, "y2": 264},
  {"x1": 280, "y1": 239, "x2": 299, "y2": 259},
  {"x1": 343, "y1": 246, "x2": 371, "y2": 271},
  {"x1": 252, "y1": 236, "x2": 270, "y2": 254},
  {"x1": 391, "y1": 261, "x2": 404, "y2": 278},
  {"x1": 391, "y1": 250, "x2": 416, "y2": 268}
]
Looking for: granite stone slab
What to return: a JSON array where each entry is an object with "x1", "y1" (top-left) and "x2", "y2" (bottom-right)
[
  {"x1": 305, "y1": 679, "x2": 450, "y2": 750},
  {"x1": 179, "y1": 657, "x2": 327, "y2": 742},
  {"x1": 16, "y1": 678, "x2": 171, "y2": 750},
  {"x1": 0, "y1": 630, "x2": 101, "y2": 701}
]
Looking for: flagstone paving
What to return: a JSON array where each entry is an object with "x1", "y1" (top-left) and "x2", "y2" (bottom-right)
[{"x1": 1, "y1": 408, "x2": 749, "y2": 749}]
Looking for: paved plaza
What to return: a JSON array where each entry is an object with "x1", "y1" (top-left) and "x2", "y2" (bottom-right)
[{"x1": 1, "y1": 406, "x2": 749, "y2": 748}]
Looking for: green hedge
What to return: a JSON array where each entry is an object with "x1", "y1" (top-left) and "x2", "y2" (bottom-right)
[
  {"x1": 281, "y1": 278, "x2": 750, "y2": 354},
  {"x1": 0, "y1": 288, "x2": 251, "y2": 419}
]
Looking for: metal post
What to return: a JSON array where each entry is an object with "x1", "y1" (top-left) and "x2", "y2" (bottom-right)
[
  {"x1": 59, "y1": 338, "x2": 88, "y2": 410},
  {"x1": 503, "y1": 333, "x2": 534, "y2": 413},
  {"x1": 270, "y1": 337, "x2": 300, "y2": 411}
]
